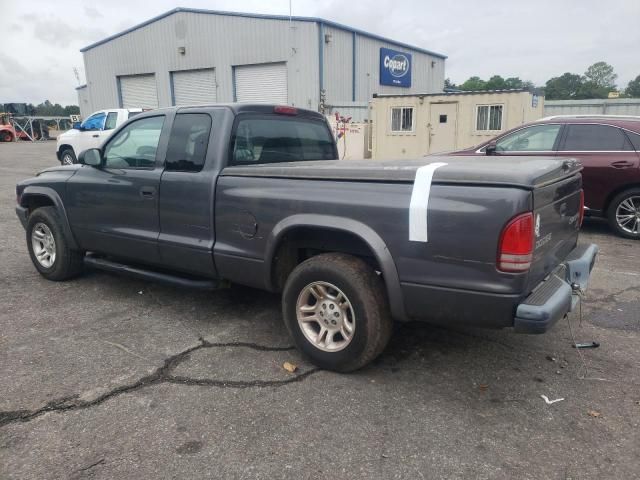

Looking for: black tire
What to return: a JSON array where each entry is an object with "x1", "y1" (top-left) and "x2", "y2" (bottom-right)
[
  {"x1": 60, "y1": 148, "x2": 76, "y2": 165},
  {"x1": 1, "y1": 131, "x2": 13, "y2": 142},
  {"x1": 26, "y1": 207, "x2": 84, "y2": 281},
  {"x1": 282, "y1": 253, "x2": 393, "y2": 372},
  {"x1": 606, "y1": 188, "x2": 640, "y2": 239}
]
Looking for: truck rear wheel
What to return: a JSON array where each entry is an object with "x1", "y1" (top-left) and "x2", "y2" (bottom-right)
[
  {"x1": 26, "y1": 207, "x2": 84, "y2": 281},
  {"x1": 1, "y1": 131, "x2": 13, "y2": 142},
  {"x1": 282, "y1": 253, "x2": 393, "y2": 372},
  {"x1": 60, "y1": 148, "x2": 76, "y2": 165},
  {"x1": 607, "y1": 188, "x2": 640, "y2": 239}
]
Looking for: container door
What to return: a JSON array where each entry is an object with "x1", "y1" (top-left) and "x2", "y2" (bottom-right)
[{"x1": 428, "y1": 102, "x2": 458, "y2": 154}]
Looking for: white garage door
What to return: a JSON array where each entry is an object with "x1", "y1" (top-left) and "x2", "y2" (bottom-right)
[
  {"x1": 172, "y1": 68, "x2": 217, "y2": 106},
  {"x1": 235, "y1": 62, "x2": 287, "y2": 104},
  {"x1": 119, "y1": 74, "x2": 158, "y2": 109}
]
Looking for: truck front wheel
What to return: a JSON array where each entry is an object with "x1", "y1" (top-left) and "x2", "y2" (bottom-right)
[
  {"x1": 26, "y1": 207, "x2": 84, "y2": 281},
  {"x1": 282, "y1": 253, "x2": 393, "y2": 372},
  {"x1": 60, "y1": 148, "x2": 76, "y2": 165}
]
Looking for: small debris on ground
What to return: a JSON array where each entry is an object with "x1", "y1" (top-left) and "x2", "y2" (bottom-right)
[
  {"x1": 138, "y1": 290, "x2": 143, "y2": 295},
  {"x1": 546, "y1": 355, "x2": 557, "y2": 362},
  {"x1": 541, "y1": 395, "x2": 564, "y2": 405},
  {"x1": 479, "y1": 384, "x2": 489, "y2": 392},
  {"x1": 282, "y1": 361, "x2": 297, "y2": 373},
  {"x1": 587, "y1": 410, "x2": 601, "y2": 418}
]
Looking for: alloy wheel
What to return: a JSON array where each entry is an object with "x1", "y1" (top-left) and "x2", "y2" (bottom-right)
[{"x1": 296, "y1": 281, "x2": 356, "y2": 352}]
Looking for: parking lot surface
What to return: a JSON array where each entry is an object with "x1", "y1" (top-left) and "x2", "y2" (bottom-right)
[{"x1": 1, "y1": 142, "x2": 639, "y2": 479}]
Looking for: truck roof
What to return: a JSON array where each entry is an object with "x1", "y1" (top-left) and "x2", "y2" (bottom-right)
[{"x1": 150, "y1": 104, "x2": 327, "y2": 120}]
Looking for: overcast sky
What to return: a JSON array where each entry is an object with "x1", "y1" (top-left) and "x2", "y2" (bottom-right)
[{"x1": 3, "y1": 0, "x2": 639, "y2": 105}]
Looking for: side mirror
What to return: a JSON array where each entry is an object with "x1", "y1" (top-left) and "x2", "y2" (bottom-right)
[
  {"x1": 72, "y1": 122, "x2": 84, "y2": 130},
  {"x1": 79, "y1": 148, "x2": 102, "y2": 167},
  {"x1": 485, "y1": 142, "x2": 497, "y2": 156}
]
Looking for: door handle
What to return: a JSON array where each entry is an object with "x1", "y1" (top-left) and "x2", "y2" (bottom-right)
[
  {"x1": 139, "y1": 186, "x2": 156, "y2": 199},
  {"x1": 611, "y1": 160, "x2": 634, "y2": 168},
  {"x1": 92, "y1": 134, "x2": 100, "y2": 138}
]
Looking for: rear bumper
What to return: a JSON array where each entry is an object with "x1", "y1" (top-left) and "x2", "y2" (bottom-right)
[{"x1": 514, "y1": 243, "x2": 598, "y2": 334}]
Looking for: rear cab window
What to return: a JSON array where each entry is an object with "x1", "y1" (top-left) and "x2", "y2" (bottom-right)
[{"x1": 230, "y1": 114, "x2": 337, "y2": 165}]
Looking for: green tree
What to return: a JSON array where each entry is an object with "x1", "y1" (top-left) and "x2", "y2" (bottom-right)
[
  {"x1": 544, "y1": 73, "x2": 584, "y2": 100},
  {"x1": 625, "y1": 75, "x2": 640, "y2": 98},
  {"x1": 459, "y1": 76, "x2": 487, "y2": 91},
  {"x1": 444, "y1": 78, "x2": 457, "y2": 90},
  {"x1": 64, "y1": 105, "x2": 80, "y2": 115},
  {"x1": 584, "y1": 61, "x2": 617, "y2": 90},
  {"x1": 485, "y1": 75, "x2": 508, "y2": 90},
  {"x1": 576, "y1": 81, "x2": 608, "y2": 99}
]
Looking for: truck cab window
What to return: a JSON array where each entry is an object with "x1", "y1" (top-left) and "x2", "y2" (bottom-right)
[
  {"x1": 103, "y1": 116, "x2": 164, "y2": 169},
  {"x1": 104, "y1": 112, "x2": 118, "y2": 130},
  {"x1": 231, "y1": 116, "x2": 336, "y2": 164},
  {"x1": 165, "y1": 113, "x2": 212, "y2": 172}
]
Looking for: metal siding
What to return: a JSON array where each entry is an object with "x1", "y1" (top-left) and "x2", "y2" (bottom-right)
[
  {"x1": 355, "y1": 34, "x2": 444, "y2": 100},
  {"x1": 82, "y1": 12, "x2": 319, "y2": 111},
  {"x1": 234, "y1": 63, "x2": 287, "y2": 103},
  {"x1": 172, "y1": 68, "x2": 217, "y2": 105},
  {"x1": 544, "y1": 99, "x2": 640, "y2": 117},
  {"x1": 119, "y1": 74, "x2": 159, "y2": 108},
  {"x1": 323, "y1": 26, "x2": 353, "y2": 104},
  {"x1": 76, "y1": 87, "x2": 91, "y2": 118},
  {"x1": 80, "y1": 10, "x2": 444, "y2": 115}
]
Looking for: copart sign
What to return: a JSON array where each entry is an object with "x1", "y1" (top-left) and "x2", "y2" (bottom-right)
[{"x1": 380, "y1": 47, "x2": 412, "y2": 88}]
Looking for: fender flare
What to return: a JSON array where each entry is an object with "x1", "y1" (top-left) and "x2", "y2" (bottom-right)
[
  {"x1": 264, "y1": 214, "x2": 408, "y2": 321},
  {"x1": 20, "y1": 186, "x2": 80, "y2": 250}
]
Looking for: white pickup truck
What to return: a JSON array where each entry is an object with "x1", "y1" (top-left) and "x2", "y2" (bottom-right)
[{"x1": 56, "y1": 108, "x2": 142, "y2": 165}]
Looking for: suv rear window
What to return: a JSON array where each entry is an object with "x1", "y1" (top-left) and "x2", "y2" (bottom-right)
[
  {"x1": 230, "y1": 116, "x2": 336, "y2": 165},
  {"x1": 561, "y1": 124, "x2": 632, "y2": 151}
]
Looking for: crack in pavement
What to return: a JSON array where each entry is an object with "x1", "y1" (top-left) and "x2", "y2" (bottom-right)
[{"x1": 0, "y1": 339, "x2": 320, "y2": 428}]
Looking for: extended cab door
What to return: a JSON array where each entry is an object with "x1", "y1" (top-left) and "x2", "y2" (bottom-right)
[
  {"x1": 66, "y1": 113, "x2": 171, "y2": 264},
  {"x1": 557, "y1": 123, "x2": 640, "y2": 212},
  {"x1": 157, "y1": 110, "x2": 218, "y2": 277}
]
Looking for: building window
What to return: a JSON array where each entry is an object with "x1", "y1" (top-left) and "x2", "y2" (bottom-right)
[
  {"x1": 391, "y1": 107, "x2": 414, "y2": 132},
  {"x1": 439, "y1": 114, "x2": 447, "y2": 123},
  {"x1": 476, "y1": 104, "x2": 503, "y2": 131}
]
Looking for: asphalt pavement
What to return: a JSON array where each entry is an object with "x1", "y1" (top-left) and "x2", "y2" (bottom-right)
[{"x1": 1, "y1": 142, "x2": 638, "y2": 479}]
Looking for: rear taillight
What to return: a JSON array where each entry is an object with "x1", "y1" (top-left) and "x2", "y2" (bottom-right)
[
  {"x1": 498, "y1": 212, "x2": 534, "y2": 273},
  {"x1": 274, "y1": 105, "x2": 298, "y2": 116},
  {"x1": 579, "y1": 190, "x2": 585, "y2": 227}
]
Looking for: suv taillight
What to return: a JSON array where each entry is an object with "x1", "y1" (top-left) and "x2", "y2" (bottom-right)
[
  {"x1": 579, "y1": 190, "x2": 585, "y2": 227},
  {"x1": 498, "y1": 212, "x2": 534, "y2": 273}
]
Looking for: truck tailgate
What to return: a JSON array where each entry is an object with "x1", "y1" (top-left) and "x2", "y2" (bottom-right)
[{"x1": 526, "y1": 173, "x2": 582, "y2": 293}]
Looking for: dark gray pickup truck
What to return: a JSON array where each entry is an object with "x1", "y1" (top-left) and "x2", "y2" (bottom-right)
[{"x1": 16, "y1": 104, "x2": 598, "y2": 371}]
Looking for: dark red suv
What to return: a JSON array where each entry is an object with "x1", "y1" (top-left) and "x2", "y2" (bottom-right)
[{"x1": 452, "y1": 116, "x2": 640, "y2": 239}]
